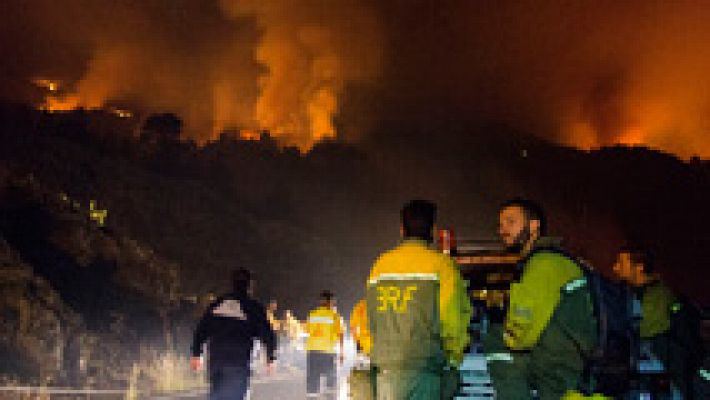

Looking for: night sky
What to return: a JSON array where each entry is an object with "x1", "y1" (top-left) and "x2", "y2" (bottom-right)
[{"x1": 2, "y1": 0, "x2": 710, "y2": 157}]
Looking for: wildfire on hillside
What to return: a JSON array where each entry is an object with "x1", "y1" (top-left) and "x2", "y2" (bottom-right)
[{"x1": 8, "y1": 1, "x2": 710, "y2": 158}]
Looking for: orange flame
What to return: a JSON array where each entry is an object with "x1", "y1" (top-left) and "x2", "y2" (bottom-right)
[{"x1": 41, "y1": 94, "x2": 81, "y2": 113}]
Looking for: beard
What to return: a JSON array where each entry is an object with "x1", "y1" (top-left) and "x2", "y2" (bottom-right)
[{"x1": 505, "y1": 225, "x2": 531, "y2": 254}]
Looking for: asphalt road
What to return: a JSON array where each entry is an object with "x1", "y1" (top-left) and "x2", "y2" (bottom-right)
[{"x1": 152, "y1": 365, "x2": 349, "y2": 400}]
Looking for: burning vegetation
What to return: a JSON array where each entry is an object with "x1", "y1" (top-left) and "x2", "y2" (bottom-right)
[
  {"x1": 9, "y1": 0, "x2": 382, "y2": 152},
  {"x1": 3, "y1": 1, "x2": 710, "y2": 157}
]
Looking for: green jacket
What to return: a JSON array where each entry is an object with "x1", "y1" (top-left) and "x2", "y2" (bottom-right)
[
  {"x1": 491, "y1": 238, "x2": 597, "y2": 399},
  {"x1": 640, "y1": 281, "x2": 675, "y2": 339},
  {"x1": 505, "y1": 238, "x2": 585, "y2": 350},
  {"x1": 367, "y1": 239, "x2": 472, "y2": 369}
]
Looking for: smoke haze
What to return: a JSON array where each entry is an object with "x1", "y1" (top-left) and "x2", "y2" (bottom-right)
[
  {"x1": 376, "y1": 0, "x2": 710, "y2": 158},
  {"x1": 1, "y1": 0, "x2": 710, "y2": 157}
]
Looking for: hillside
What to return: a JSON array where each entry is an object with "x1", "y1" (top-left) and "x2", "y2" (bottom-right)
[
  {"x1": 1, "y1": 102, "x2": 708, "y2": 315},
  {"x1": 0, "y1": 168, "x2": 182, "y2": 387}
]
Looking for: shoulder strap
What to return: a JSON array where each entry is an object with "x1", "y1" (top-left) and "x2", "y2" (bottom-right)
[{"x1": 517, "y1": 246, "x2": 588, "y2": 274}]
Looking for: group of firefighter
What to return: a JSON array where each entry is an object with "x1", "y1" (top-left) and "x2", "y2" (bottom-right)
[{"x1": 191, "y1": 198, "x2": 709, "y2": 400}]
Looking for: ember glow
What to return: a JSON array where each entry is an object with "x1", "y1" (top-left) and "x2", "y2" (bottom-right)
[
  {"x1": 2, "y1": 1, "x2": 710, "y2": 157},
  {"x1": 5, "y1": 0, "x2": 382, "y2": 151},
  {"x1": 220, "y1": 0, "x2": 382, "y2": 150},
  {"x1": 32, "y1": 78, "x2": 60, "y2": 92}
]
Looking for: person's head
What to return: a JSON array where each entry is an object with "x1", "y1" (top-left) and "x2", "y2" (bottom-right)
[
  {"x1": 613, "y1": 247, "x2": 655, "y2": 286},
  {"x1": 231, "y1": 268, "x2": 253, "y2": 294},
  {"x1": 319, "y1": 290, "x2": 336, "y2": 308},
  {"x1": 400, "y1": 199, "x2": 437, "y2": 242},
  {"x1": 268, "y1": 299, "x2": 278, "y2": 312},
  {"x1": 498, "y1": 198, "x2": 546, "y2": 252}
]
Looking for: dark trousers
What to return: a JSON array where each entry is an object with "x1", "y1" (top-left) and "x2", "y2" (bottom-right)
[
  {"x1": 210, "y1": 365, "x2": 250, "y2": 400},
  {"x1": 307, "y1": 351, "x2": 337, "y2": 395}
]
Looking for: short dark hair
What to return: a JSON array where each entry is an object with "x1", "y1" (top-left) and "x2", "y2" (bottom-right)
[
  {"x1": 620, "y1": 246, "x2": 655, "y2": 274},
  {"x1": 500, "y1": 197, "x2": 547, "y2": 235},
  {"x1": 232, "y1": 268, "x2": 252, "y2": 293},
  {"x1": 320, "y1": 290, "x2": 334, "y2": 301},
  {"x1": 401, "y1": 199, "x2": 437, "y2": 241}
]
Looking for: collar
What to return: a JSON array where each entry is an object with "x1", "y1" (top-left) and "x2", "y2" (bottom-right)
[{"x1": 400, "y1": 238, "x2": 432, "y2": 247}]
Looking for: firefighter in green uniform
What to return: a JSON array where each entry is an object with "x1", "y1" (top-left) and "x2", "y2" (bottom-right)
[
  {"x1": 486, "y1": 198, "x2": 598, "y2": 399},
  {"x1": 366, "y1": 200, "x2": 472, "y2": 400},
  {"x1": 613, "y1": 249, "x2": 675, "y2": 354},
  {"x1": 613, "y1": 248, "x2": 689, "y2": 397}
]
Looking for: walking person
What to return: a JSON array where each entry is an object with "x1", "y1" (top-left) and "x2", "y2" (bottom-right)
[
  {"x1": 305, "y1": 290, "x2": 344, "y2": 399},
  {"x1": 191, "y1": 268, "x2": 276, "y2": 400}
]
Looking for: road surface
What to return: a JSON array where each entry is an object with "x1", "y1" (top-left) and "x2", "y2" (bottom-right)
[{"x1": 152, "y1": 364, "x2": 350, "y2": 400}]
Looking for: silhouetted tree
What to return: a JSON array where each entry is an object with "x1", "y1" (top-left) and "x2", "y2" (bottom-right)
[{"x1": 140, "y1": 113, "x2": 182, "y2": 145}]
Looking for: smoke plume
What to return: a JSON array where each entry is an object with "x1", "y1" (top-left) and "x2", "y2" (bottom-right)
[
  {"x1": 219, "y1": 0, "x2": 382, "y2": 149},
  {"x1": 0, "y1": 0, "x2": 381, "y2": 150},
  {"x1": 376, "y1": 0, "x2": 710, "y2": 158},
  {"x1": 2, "y1": 1, "x2": 710, "y2": 157}
]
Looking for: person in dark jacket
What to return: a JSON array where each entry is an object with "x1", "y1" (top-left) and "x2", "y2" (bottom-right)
[{"x1": 191, "y1": 268, "x2": 277, "y2": 400}]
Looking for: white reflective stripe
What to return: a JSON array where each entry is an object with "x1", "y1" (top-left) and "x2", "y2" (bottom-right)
[
  {"x1": 486, "y1": 353, "x2": 513, "y2": 362},
  {"x1": 700, "y1": 368, "x2": 710, "y2": 382},
  {"x1": 308, "y1": 316, "x2": 335, "y2": 324},
  {"x1": 511, "y1": 305, "x2": 532, "y2": 319},
  {"x1": 563, "y1": 278, "x2": 587, "y2": 293},
  {"x1": 212, "y1": 299, "x2": 247, "y2": 320},
  {"x1": 368, "y1": 272, "x2": 439, "y2": 285}
]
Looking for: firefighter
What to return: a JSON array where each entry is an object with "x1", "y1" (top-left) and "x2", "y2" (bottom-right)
[
  {"x1": 366, "y1": 199, "x2": 471, "y2": 400},
  {"x1": 349, "y1": 298, "x2": 375, "y2": 400},
  {"x1": 305, "y1": 290, "x2": 344, "y2": 399},
  {"x1": 613, "y1": 249, "x2": 676, "y2": 354},
  {"x1": 487, "y1": 198, "x2": 597, "y2": 399},
  {"x1": 191, "y1": 268, "x2": 276, "y2": 400},
  {"x1": 266, "y1": 299, "x2": 282, "y2": 332},
  {"x1": 284, "y1": 309, "x2": 303, "y2": 341},
  {"x1": 613, "y1": 248, "x2": 693, "y2": 397},
  {"x1": 694, "y1": 308, "x2": 710, "y2": 399},
  {"x1": 350, "y1": 298, "x2": 372, "y2": 355}
]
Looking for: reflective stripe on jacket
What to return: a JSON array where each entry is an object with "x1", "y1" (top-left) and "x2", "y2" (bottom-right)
[
  {"x1": 366, "y1": 239, "x2": 472, "y2": 368},
  {"x1": 305, "y1": 306, "x2": 343, "y2": 353},
  {"x1": 505, "y1": 250, "x2": 584, "y2": 350},
  {"x1": 191, "y1": 292, "x2": 276, "y2": 366}
]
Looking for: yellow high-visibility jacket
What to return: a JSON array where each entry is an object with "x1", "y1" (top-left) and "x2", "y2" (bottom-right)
[
  {"x1": 562, "y1": 390, "x2": 612, "y2": 400},
  {"x1": 305, "y1": 306, "x2": 343, "y2": 353},
  {"x1": 505, "y1": 249, "x2": 583, "y2": 350},
  {"x1": 350, "y1": 299, "x2": 372, "y2": 354},
  {"x1": 367, "y1": 239, "x2": 472, "y2": 366}
]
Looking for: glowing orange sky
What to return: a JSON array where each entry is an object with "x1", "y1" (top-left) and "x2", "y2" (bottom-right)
[{"x1": 3, "y1": 1, "x2": 710, "y2": 158}]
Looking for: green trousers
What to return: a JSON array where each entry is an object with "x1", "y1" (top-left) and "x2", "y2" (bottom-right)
[
  {"x1": 375, "y1": 368, "x2": 441, "y2": 400},
  {"x1": 352, "y1": 366, "x2": 457, "y2": 400},
  {"x1": 485, "y1": 288, "x2": 597, "y2": 400},
  {"x1": 349, "y1": 367, "x2": 376, "y2": 400},
  {"x1": 484, "y1": 323, "x2": 532, "y2": 400},
  {"x1": 441, "y1": 367, "x2": 461, "y2": 400}
]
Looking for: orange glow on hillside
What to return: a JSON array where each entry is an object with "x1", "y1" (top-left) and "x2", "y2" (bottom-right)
[
  {"x1": 32, "y1": 78, "x2": 60, "y2": 92},
  {"x1": 41, "y1": 94, "x2": 81, "y2": 113},
  {"x1": 564, "y1": 99, "x2": 709, "y2": 158},
  {"x1": 239, "y1": 129, "x2": 261, "y2": 141}
]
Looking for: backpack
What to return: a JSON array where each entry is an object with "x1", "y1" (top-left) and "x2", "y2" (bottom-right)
[
  {"x1": 582, "y1": 265, "x2": 637, "y2": 396},
  {"x1": 522, "y1": 247, "x2": 636, "y2": 396}
]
